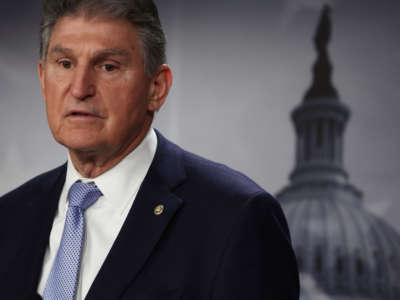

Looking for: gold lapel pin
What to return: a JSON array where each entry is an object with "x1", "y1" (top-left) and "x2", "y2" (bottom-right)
[{"x1": 154, "y1": 204, "x2": 164, "y2": 216}]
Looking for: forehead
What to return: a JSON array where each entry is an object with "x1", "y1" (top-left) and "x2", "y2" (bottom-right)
[{"x1": 48, "y1": 15, "x2": 139, "y2": 54}]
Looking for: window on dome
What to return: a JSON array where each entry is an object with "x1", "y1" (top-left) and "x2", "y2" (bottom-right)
[
  {"x1": 315, "y1": 253, "x2": 323, "y2": 273},
  {"x1": 336, "y1": 122, "x2": 343, "y2": 136},
  {"x1": 356, "y1": 258, "x2": 364, "y2": 276},
  {"x1": 336, "y1": 256, "x2": 344, "y2": 275}
]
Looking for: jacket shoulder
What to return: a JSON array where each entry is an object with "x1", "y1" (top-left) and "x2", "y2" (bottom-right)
[{"x1": 181, "y1": 148, "x2": 274, "y2": 203}]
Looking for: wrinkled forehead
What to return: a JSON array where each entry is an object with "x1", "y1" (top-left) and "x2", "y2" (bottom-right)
[
  {"x1": 48, "y1": 15, "x2": 140, "y2": 54},
  {"x1": 44, "y1": 8, "x2": 141, "y2": 56}
]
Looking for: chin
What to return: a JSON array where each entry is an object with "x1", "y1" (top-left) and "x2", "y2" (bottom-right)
[{"x1": 57, "y1": 134, "x2": 103, "y2": 154}]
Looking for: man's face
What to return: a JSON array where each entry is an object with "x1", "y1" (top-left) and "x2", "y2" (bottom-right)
[{"x1": 39, "y1": 15, "x2": 167, "y2": 159}]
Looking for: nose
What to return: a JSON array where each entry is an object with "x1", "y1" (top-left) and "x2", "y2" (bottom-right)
[{"x1": 71, "y1": 65, "x2": 95, "y2": 101}]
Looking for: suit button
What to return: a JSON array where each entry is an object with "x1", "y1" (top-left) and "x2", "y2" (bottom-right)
[{"x1": 154, "y1": 204, "x2": 164, "y2": 216}]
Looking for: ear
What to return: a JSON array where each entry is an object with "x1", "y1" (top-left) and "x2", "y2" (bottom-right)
[
  {"x1": 147, "y1": 64, "x2": 173, "y2": 112},
  {"x1": 38, "y1": 60, "x2": 46, "y2": 96}
]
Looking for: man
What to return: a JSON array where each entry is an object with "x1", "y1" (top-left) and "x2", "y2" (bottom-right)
[{"x1": 0, "y1": 0, "x2": 299, "y2": 299}]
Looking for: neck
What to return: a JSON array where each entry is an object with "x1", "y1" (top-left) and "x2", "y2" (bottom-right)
[{"x1": 69, "y1": 125, "x2": 151, "y2": 178}]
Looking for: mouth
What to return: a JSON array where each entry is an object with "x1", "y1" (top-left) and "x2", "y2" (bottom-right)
[
  {"x1": 67, "y1": 110, "x2": 101, "y2": 119},
  {"x1": 70, "y1": 112, "x2": 92, "y2": 116}
]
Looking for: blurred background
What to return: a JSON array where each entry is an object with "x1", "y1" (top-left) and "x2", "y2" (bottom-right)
[{"x1": 1, "y1": 1, "x2": 399, "y2": 298}]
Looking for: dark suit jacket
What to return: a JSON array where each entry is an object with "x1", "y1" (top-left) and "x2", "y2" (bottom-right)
[{"x1": 0, "y1": 131, "x2": 299, "y2": 300}]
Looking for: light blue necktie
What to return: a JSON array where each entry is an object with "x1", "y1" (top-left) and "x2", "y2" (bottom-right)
[{"x1": 43, "y1": 181, "x2": 102, "y2": 300}]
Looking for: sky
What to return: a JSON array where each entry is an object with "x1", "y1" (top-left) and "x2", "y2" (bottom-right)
[{"x1": 0, "y1": 0, "x2": 399, "y2": 231}]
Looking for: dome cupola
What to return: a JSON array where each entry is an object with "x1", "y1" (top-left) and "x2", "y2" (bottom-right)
[{"x1": 291, "y1": 5, "x2": 351, "y2": 187}]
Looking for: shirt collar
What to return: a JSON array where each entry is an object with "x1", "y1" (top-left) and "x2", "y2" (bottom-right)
[{"x1": 64, "y1": 128, "x2": 157, "y2": 215}]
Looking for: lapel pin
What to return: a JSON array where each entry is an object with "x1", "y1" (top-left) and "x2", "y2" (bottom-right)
[{"x1": 154, "y1": 204, "x2": 164, "y2": 216}]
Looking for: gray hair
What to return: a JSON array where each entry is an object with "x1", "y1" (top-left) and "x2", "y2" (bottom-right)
[{"x1": 40, "y1": 0, "x2": 166, "y2": 77}]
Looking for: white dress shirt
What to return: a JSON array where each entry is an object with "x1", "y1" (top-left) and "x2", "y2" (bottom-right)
[{"x1": 37, "y1": 129, "x2": 157, "y2": 299}]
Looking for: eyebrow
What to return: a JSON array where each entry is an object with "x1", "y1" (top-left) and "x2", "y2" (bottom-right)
[
  {"x1": 93, "y1": 48, "x2": 130, "y2": 58},
  {"x1": 49, "y1": 45, "x2": 74, "y2": 56},
  {"x1": 48, "y1": 45, "x2": 130, "y2": 59}
]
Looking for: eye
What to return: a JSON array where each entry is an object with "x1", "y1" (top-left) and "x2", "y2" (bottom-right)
[
  {"x1": 103, "y1": 64, "x2": 118, "y2": 72},
  {"x1": 59, "y1": 60, "x2": 72, "y2": 69}
]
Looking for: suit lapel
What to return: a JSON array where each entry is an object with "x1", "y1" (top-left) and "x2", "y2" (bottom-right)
[{"x1": 86, "y1": 131, "x2": 186, "y2": 300}]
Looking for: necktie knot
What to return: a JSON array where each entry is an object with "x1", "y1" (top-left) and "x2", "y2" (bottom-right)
[{"x1": 68, "y1": 181, "x2": 102, "y2": 210}]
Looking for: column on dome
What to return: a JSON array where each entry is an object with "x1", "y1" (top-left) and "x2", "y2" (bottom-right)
[
  {"x1": 334, "y1": 122, "x2": 343, "y2": 165},
  {"x1": 322, "y1": 118, "x2": 330, "y2": 161},
  {"x1": 305, "y1": 120, "x2": 311, "y2": 162},
  {"x1": 300, "y1": 122, "x2": 306, "y2": 164},
  {"x1": 311, "y1": 120, "x2": 317, "y2": 161},
  {"x1": 338, "y1": 123, "x2": 344, "y2": 165},
  {"x1": 316, "y1": 118, "x2": 323, "y2": 160},
  {"x1": 328, "y1": 119, "x2": 335, "y2": 162}
]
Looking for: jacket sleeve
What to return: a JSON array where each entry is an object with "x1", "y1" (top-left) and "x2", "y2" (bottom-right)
[{"x1": 211, "y1": 192, "x2": 299, "y2": 300}]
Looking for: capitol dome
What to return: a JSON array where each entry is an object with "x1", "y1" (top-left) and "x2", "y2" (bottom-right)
[
  {"x1": 279, "y1": 181, "x2": 400, "y2": 299},
  {"x1": 276, "y1": 6, "x2": 400, "y2": 300}
]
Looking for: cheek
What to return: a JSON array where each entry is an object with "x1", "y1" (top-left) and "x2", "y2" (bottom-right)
[
  {"x1": 45, "y1": 100, "x2": 60, "y2": 135},
  {"x1": 43, "y1": 77, "x2": 68, "y2": 126},
  {"x1": 105, "y1": 79, "x2": 150, "y2": 119},
  {"x1": 44, "y1": 65, "x2": 71, "y2": 99},
  {"x1": 105, "y1": 97, "x2": 149, "y2": 140},
  {"x1": 44, "y1": 89, "x2": 59, "y2": 121}
]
